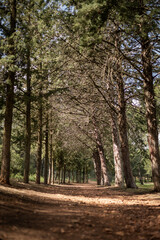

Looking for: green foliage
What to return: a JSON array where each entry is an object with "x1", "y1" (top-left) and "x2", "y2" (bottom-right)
[
  {"x1": 10, "y1": 172, "x2": 23, "y2": 181},
  {"x1": 10, "y1": 148, "x2": 24, "y2": 176},
  {"x1": 29, "y1": 174, "x2": 44, "y2": 182}
]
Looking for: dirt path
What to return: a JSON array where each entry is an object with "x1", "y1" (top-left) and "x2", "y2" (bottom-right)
[{"x1": 0, "y1": 181, "x2": 160, "y2": 240}]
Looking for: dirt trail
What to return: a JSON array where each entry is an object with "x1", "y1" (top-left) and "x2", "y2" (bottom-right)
[{"x1": 0, "y1": 181, "x2": 160, "y2": 240}]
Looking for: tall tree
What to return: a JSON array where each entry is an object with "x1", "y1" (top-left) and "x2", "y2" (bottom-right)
[
  {"x1": 135, "y1": 0, "x2": 160, "y2": 191},
  {"x1": 140, "y1": 7, "x2": 160, "y2": 191},
  {"x1": 24, "y1": 36, "x2": 31, "y2": 184},
  {"x1": 36, "y1": 80, "x2": 43, "y2": 184},
  {"x1": 116, "y1": 0, "x2": 160, "y2": 191},
  {"x1": 44, "y1": 113, "x2": 49, "y2": 184},
  {"x1": 0, "y1": 0, "x2": 17, "y2": 184},
  {"x1": 93, "y1": 149, "x2": 101, "y2": 185},
  {"x1": 92, "y1": 116, "x2": 110, "y2": 186},
  {"x1": 117, "y1": 69, "x2": 137, "y2": 188}
]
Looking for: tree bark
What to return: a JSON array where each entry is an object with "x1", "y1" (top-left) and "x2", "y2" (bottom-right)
[
  {"x1": 93, "y1": 118, "x2": 111, "y2": 186},
  {"x1": 110, "y1": 113, "x2": 124, "y2": 187},
  {"x1": 141, "y1": 36, "x2": 160, "y2": 191},
  {"x1": 48, "y1": 132, "x2": 53, "y2": 184},
  {"x1": 44, "y1": 114, "x2": 49, "y2": 184},
  {"x1": 36, "y1": 86, "x2": 43, "y2": 184},
  {"x1": 72, "y1": 170, "x2": 75, "y2": 183},
  {"x1": 24, "y1": 45, "x2": 31, "y2": 184},
  {"x1": 58, "y1": 168, "x2": 61, "y2": 184},
  {"x1": 93, "y1": 149, "x2": 102, "y2": 185},
  {"x1": 48, "y1": 160, "x2": 51, "y2": 185},
  {"x1": 51, "y1": 157, "x2": 54, "y2": 184},
  {"x1": 82, "y1": 167, "x2": 85, "y2": 183},
  {"x1": 68, "y1": 170, "x2": 71, "y2": 183},
  {"x1": 107, "y1": 64, "x2": 124, "y2": 187},
  {"x1": 0, "y1": 0, "x2": 16, "y2": 185},
  {"x1": 63, "y1": 165, "x2": 66, "y2": 184},
  {"x1": 117, "y1": 77, "x2": 137, "y2": 188}
]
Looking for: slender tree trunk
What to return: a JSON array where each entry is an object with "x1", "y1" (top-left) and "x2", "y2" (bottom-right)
[
  {"x1": 93, "y1": 118, "x2": 111, "y2": 186},
  {"x1": 36, "y1": 87, "x2": 43, "y2": 184},
  {"x1": 141, "y1": 36, "x2": 160, "y2": 191},
  {"x1": 48, "y1": 161, "x2": 51, "y2": 185},
  {"x1": 117, "y1": 77, "x2": 137, "y2": 188},
  {"x1": 44, "y1": 114, "x2": 49, "y2": 184},
  {"x1": 79, "y1": 169, "x2": 82, "y2": 183},
  {"x1": 51, "y1": 158, "x2": 54, "y2": 184},
  {"x1": 68, "y1": 170, "x2": 71, "y2": 183},
  {"x1": 58, "y1": 168, "x2": 60, "y2": 184},
  {"x1": 48, "y1": 111, "x2": 54, "y2": 185},
  {"x1": 93, "y1": 149, "x2": 102, "y2": 185},
  {"x1": 72, "y1": 170, "x2": 75, "y2": 183},
  {"x1": 110, "y1": 113, "x2": 124, "y2": 187},
  {"x1": 0, "y1": 0, "x2": 16, "y2": 185},
  {"x1": 86, "y1": 167, "x2": 89, "y2": 183},
  {"x1": 24, "y1": 45, "x2": 31, "y2": 184},
  {"x1": 82, "y1": 167, "x2": 85, "y2": 183},
  {"x1": 76, "y1": 169, "x2": 79, "y2": 183},
  {"x1": 48, "y1": 132, "x2": 53, "y2": 184},
  {"x1": 63, "y1": 165, "x2": 66, "y2": 184}
]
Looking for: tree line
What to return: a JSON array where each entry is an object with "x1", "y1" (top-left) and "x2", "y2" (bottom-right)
[{"x1": 0, "y1": 0, "x2": 160, "y2": 191}]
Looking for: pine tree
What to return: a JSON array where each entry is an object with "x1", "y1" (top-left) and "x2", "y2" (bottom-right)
[{"x1": 0, "y1": 0, "x2": 17, "y2": 185}]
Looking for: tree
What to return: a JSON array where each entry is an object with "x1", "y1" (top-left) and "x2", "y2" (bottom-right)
[
  {"x1": 140, "y1": 9, "x2": 160, "y2": 191},
  {"x1": 36, "y1": 76, "x2": 43, "y2": 184},
  {"x1": 116, "y1": 0, "x2": 160, "y2": 191},
  {"x1": 44, "y1": 113, "x2": 49, "y2": 184},
  {"x1": 92, "y1": 116, "x2": 110, "y2": 185},
  {"x1": 0, "y1": 0, "x2": 17, "y2": 185},
  {"x1": 93, "y1": 149, "x2": 101, "y2": 185},
  {"x1": 24, "y1": 24, "x2": 31, "y2": 184}
]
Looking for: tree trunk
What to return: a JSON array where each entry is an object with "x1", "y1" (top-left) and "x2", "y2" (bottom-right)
[
  {"x1": 68, "y1": 170, "x2": 71, "y2": 183},
  {"x1": 58, "y1": 168, "x2": 61, "y2": 184},
  {"x1": 0, "y1": 0, "x2": 16, "y2": 185},
  {"x1": 110, "y1": 113, "x2": 124, "y2": 187},
  {"x1": 93, "y1": 149, "x2": 102, "y2": 185},
  {"x1": 44, "y1": 114, "x2": 49, "y2": 184},
  {"x1": 117, "y1": 77, "x2": 137, "y2": 188},
  {"x1": 72, "y1": 170, "x2": 75, "y2": 183},
  {"x1": 24, "y1": 45, "x2": 31, "y2": 184},
  {"x1": 141, "y1": 36, "x2": 160, "y2": 191},
  {"x1": 51, "y1": 158, "x2": 54, "y2": 184},
  {"x1": 86, "y1": 167, "x2": 89, "y2": 183},
  {"x1": 48, "y1": 160, "x2": 51, "y2": 185},
  {"x1": 82, "y1": 167, "x2": 85, "y2": 183},
  {"x1": 93, "y1": 118, "x2": 111, "y2": 186},
  {"x1": 63, "y1": 165, "x2": 66, "y2": 184},
  {"x1": 36, "y1": 87, "x2": 43, "y2": 184},
  {"x1": 79, "y1": 169, "x2": 82, "y2": 183},
  {"x1": 48, "y1": 133, "x2": 54, "y2": 184}
]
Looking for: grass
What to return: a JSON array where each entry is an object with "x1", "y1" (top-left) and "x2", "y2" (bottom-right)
[
  {"x1": 123, "y1": 182, "x2": 154, "y2": 194},
  {"x1": 136, "y1": 182, "x2": 154, "y2": 189}
]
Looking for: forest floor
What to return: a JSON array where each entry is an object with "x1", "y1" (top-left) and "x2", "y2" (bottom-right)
[{"x1": 0, "y1": 180, "x2": 160, "y2": 240}]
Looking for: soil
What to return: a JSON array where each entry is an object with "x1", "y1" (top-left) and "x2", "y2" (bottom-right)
[{"x1": 0, "y1": 181, "x2": 160, "y2": 240}]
